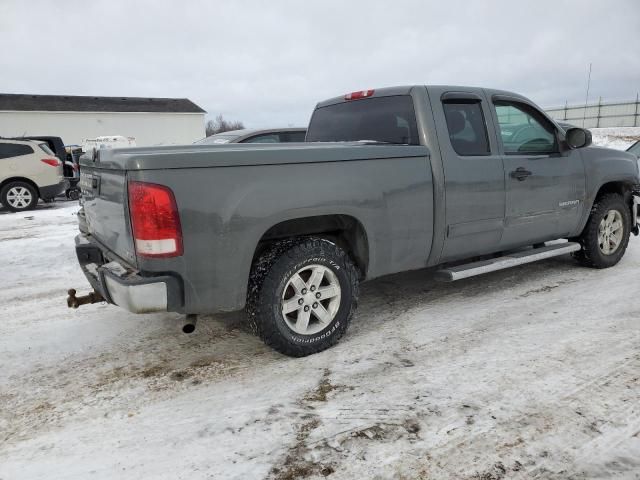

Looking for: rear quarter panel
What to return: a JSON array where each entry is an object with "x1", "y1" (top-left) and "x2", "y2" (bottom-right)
[{"x1": 130, "y1": 155, "x2": 433, "y2": 313}]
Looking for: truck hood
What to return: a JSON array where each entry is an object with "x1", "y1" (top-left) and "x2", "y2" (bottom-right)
[{"x1": 81, "y1": 142, "x2": 429, "y2": 171}]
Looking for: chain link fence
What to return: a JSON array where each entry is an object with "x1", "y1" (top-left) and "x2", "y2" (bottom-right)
[{"x1": 545, "y1": 97, "x2": 640, "y2": 128}]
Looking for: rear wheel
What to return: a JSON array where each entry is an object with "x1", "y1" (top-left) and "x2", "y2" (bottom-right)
[
  {"x1": 574, "y1": 193, "x2": 630, "y2": 268},
  {"x1": 0, "y1": 181, "x2": 38, "y2": 212},
  {"x1": 247, "y1": 237, "x2": 359, "y2": 357}
]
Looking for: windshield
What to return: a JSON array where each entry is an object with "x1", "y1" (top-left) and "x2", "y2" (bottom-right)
[
  {"x1": 628, "y1": 141, "x2": 640, "y2": 157},
  {"x1": 38, "y1": 143, "x2": 55, "y2": 155},
  {"x1": 195, "y1": 134, "x2": 240, "y2": 145},
  {"x1": 306, "y1": 95, "x2": 420, "y2": 145}
]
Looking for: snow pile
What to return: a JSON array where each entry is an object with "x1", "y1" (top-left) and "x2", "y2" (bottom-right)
[{"x1": 589, "y1": 127, "x2": 640, "y2": 150}]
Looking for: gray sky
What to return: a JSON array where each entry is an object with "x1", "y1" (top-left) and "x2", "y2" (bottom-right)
[{"x1": 1, "y1": 0, "x2": 638, "y2": 128}]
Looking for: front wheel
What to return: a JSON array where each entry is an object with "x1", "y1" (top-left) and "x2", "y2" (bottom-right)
[
  {"x1": 574, "y1": 193, "x2": 631, "y2": 268},
  {"x1": 247, "y1": 237, "x2": 359, "y2": 357}
]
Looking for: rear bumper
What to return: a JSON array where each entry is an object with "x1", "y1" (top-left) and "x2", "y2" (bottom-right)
[
  {"x1": 40, "y1": 179, "x2": 68, "y2": 200},
  {"x1": 75, "y1": 234, "x2": 183, "y2": 313}
]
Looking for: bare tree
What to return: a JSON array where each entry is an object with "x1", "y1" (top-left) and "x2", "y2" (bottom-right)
[{"x1": 205, "y1": 114, "x2": 245, "y2": 137}]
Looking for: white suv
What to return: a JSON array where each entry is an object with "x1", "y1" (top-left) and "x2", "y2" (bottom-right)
[{"x1": 0, "y1": 139, "x2": 67, "y2": 212}]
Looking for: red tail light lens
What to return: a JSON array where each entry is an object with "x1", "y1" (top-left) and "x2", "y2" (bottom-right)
[
  {"x1": 344, "y1": 90, "x2": 375, "y2": 101},
  {"x1": 41, "y1": 158, "x2": 61, "y2": 167},
  {"x1": 128, "y1": 181, "x2": 183, "y2": 258}
]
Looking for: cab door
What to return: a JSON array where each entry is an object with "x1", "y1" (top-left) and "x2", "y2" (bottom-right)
[
  {"x1": 429, "y1": 88, "x2": 506, "y2": 262},
  {"x1": 488, "y1": 96, "x2": 586, "y2": 248}
]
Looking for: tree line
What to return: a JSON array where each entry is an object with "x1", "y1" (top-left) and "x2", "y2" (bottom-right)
[{"x1": 205, "y1": 114, "x2": 245, "y2": 137}]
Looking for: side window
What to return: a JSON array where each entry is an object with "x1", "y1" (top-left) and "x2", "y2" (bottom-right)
[
  {"x1": 0, "y1": 143, "x2": 10, "y2": 159},
  {"x1": 242, "y1": 133, "x2": 281, "y2": 143},
  {"x1": 443, "y1": 102, "x2": 490, "y2": 156},
  {"x1": 0, "y1": 143, "x2": 33, "y2": 159},
  {"x1": 494, "y1": 101, "x2": 558, "y2": 154},
  {"x1": 284, "y1": 131, "x2": 306, "y2": 142}
]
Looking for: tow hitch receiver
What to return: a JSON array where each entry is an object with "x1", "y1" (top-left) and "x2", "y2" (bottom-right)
[{"x1": 67, "y1": 288, "x2": 104, "y2": 308}]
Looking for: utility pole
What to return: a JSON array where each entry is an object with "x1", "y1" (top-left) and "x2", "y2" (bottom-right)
[{"x1": 582, "y1": 63, "x2": 592, "y2": 128}]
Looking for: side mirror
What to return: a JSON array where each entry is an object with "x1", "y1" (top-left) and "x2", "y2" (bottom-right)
[{"x1": 565, "y1": 127, "x2": 592, "y2": 149}]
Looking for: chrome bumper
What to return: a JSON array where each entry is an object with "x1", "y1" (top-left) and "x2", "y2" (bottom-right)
[{"x1": 75, "y1": 234, "x2": 182, "y2": 313}]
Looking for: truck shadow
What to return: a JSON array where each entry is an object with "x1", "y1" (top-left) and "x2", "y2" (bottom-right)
[{"x1": 202, "y1": 253, "x2": 584, "y2": 352}]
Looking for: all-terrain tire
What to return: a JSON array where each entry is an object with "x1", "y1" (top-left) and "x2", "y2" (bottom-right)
[
  {"x1": 0, "y1": 181, "x2": 38, "y2": 212},
  {"x1": 246, "y1": 237, "x2": 359, "y2": 357},
  {"x1": 574, "y1": 193, "x2": 631, "y2": 269}
]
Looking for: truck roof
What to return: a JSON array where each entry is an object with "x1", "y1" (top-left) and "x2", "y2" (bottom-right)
[{"x1": 315, "y1": 85, "x2": 532, "y2": 108}]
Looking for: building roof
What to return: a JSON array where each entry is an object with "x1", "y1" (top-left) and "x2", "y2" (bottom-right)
[{"x1": 0, "y1": 93, "x2": 206, "y2": 113}]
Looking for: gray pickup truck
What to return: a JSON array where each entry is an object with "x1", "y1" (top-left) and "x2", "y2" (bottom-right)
[{"x1": 70, "y1": 85, "x2": 640, "y2": 357}]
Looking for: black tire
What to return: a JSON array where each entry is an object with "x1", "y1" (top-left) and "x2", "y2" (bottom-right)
[
  {"x1": 67, "y1": 188, "x2": 80, "y2": 201},
  {"x1": 246, "y1": 237, "x2": 359, "y2": 357},
  {"x1": 574, "y1": 193, "x2": 631, "y2": 268},
  {"x1": 0, "y1": 181, "x2": 38, "y2": 212}
]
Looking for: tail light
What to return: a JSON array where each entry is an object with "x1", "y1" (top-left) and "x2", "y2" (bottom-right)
[
  {"x1": 41, "y1": 158, "x2": 61, "y2": 167},
  {"x1": 344, "y1": 90, "x2": 375, "y2": 101},
  {"x1": 128, "y1": 181, "x2": 183, "y2": 258}
]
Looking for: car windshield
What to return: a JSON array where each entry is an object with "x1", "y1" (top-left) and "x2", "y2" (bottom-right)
[
  {"x1": 195, "y1": 134, "x2": 240, "y2": 145},
  {"x1": 306, "y1": 95, "x2": 420, "y2": 145},
  {"x1": 627, "y1": 141, "x2": 640, "y2": 157},
  {"x1": 38, "y1": 143, "x2": 55, "y2": 155}
]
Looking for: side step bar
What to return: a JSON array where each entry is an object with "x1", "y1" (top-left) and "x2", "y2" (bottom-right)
[{"x1": 435, "y1": 242, "x2": 582, "y2": 282}]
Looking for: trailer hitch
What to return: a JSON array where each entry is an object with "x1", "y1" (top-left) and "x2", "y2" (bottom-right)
[{"x1": 67, "y1": 288, "x2": 104, "y2": 308}]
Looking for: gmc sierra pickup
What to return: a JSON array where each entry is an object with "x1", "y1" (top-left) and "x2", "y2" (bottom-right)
[{"x1": 69, "y1": 85, "x2": 640, "y2": 357}]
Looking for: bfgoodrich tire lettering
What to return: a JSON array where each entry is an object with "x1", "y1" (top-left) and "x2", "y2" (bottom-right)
[
  {"x1": 574, "y1": 193, "x2": 631, "y2": 269},
  {"x1": 247, "y1": 237, "x2": 359, "y2": 357}
]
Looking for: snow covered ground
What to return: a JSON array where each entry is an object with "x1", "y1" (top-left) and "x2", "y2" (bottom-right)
[
  {"x1": 1, "y1": 201, "x2": 640, "y2": 480},
  {"x1": 590, "y1": 127, "x2": 640, "y2": 151}
]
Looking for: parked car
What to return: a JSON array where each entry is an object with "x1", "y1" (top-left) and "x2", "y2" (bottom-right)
[
  {"x1": 70, "y1": 85, "x2": 639, "y2": 357},
  {"x1": 195, "y1": 128, "x2": 307, "y2": 145},
  {"x1": 627, "y1": 140, "x2": 640, "y2": 158},
  {"x1": 0, "y1": 138, "x2": 67, "y2": 211},
  {"x1": 8, "y1": 136, "x2": 80, "y2": 199}
]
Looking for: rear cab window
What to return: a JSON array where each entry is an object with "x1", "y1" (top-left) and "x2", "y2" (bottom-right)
[{"x1": 306, "y1": 95, "x2": 420, "y2": 145}]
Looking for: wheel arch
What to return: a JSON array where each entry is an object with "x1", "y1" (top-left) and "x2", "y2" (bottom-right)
[
  {"x1": 594, "y1": 180, "x2": 635, "y2": 201},
  {"x1": 0, "y1": 177, "x2": 41, "y2": 197},
  {"x1": 251, "y1": 214, "x2": 370, "y2": 280},
  {"x1": 576, "y1": 180, "x2": 637, "y2": 238}
]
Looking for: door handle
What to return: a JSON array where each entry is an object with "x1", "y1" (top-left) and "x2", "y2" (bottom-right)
[{"x1": 510, "y1": 167, "x2": 532, "y2": 181}]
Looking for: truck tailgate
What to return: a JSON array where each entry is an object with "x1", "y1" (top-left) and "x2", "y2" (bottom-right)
[{"x1": 80, "y1": 165, "x2": 136, "y2": 267}]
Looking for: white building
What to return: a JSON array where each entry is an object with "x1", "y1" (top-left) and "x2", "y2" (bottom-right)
[{"x1": 0, "y1": 93, "x2": 206, "y2": 146}]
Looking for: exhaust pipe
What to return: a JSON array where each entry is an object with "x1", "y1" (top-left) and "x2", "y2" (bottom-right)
[
  {"x1": 182, "y1": 314, "x2": 198, "y2": 334},
  {"x1": 67, "y1": 288, "x2": 104, "y2": 308}
]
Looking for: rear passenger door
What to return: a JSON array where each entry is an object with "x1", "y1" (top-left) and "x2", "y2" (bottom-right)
[
  {"x1": 489, "y1": 96, "x2": 585, "y2": 247},
  {"x1": 431, "y1": 89, "x2": 506, "y2": 261}
]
